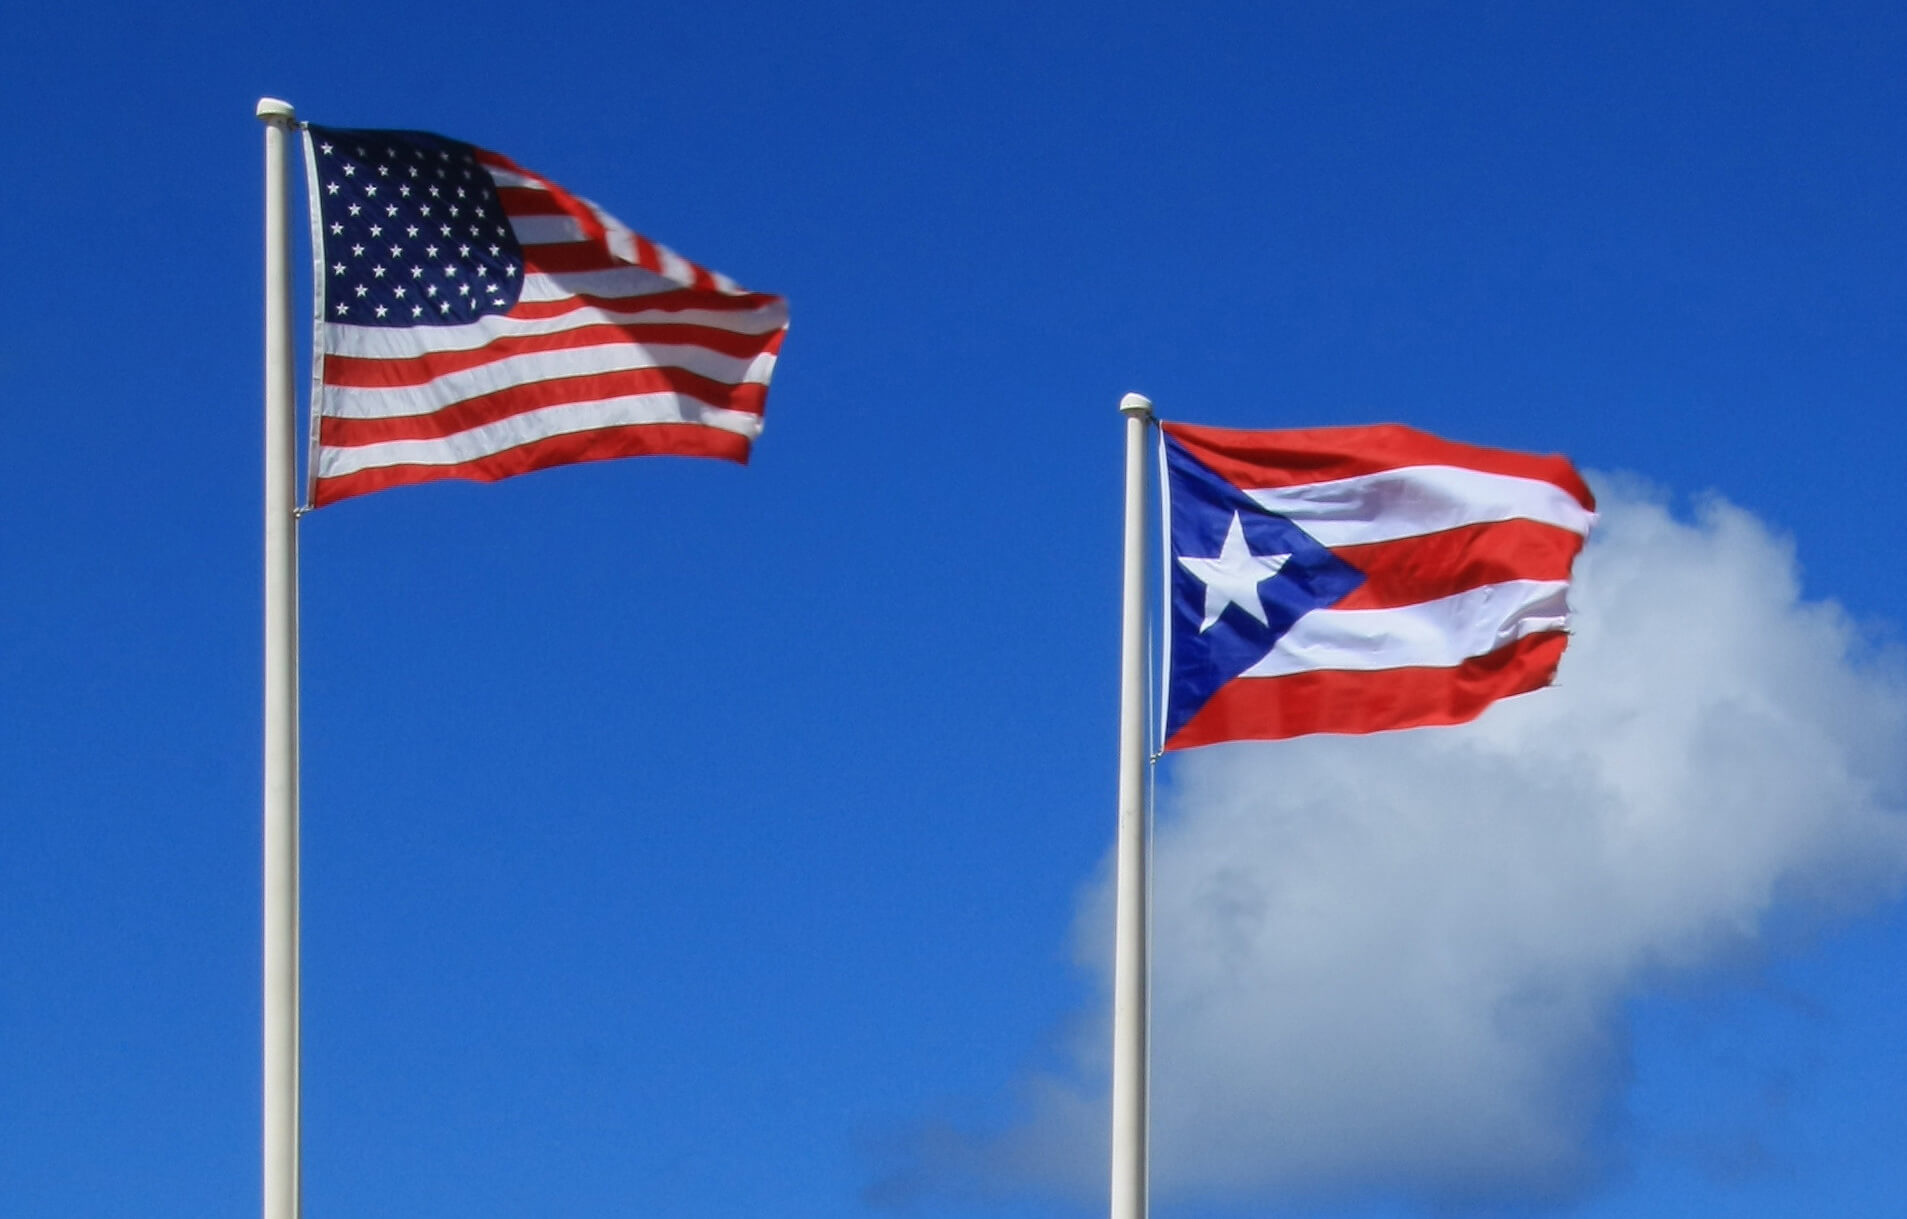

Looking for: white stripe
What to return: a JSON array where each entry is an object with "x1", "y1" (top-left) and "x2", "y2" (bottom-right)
[
  {"x1": 485, "y1": 165, "x2": 543, "y2": 190},
  {"x1": 518, "y1": 267, "x2": 681, "y2": 301},
  {"x1": 518, "y1": 268, "x2": 767, "y2": 302},
  {"x1": 324, "y1": 297, "x2": 789, "y2": 359},
  {"x1": 1242, "y1": 579, "x2": 1571, "y2": 678},
  {"x1": 317, "y1": 395, "x2": 763, "y2": 477},
  {"x1": 1242, "y1": 465, "x2": 1594, "y2": 547},
  {"x1": 509, "y1": 214, "x2": 588, "y2": 244},
  {"x1": 322, "y1": 342, "x2": 778, "y2": 421},
  {"x1": 657, "y1": 247, "x2": 695, "y2": 285}
]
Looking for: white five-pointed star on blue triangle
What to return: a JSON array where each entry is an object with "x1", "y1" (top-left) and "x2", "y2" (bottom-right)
[{"x1": 1176, "y1": 511, "x2": 1292, "y2": 631}]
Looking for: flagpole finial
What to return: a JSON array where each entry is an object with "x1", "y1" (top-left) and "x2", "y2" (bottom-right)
[
  {"x1": 1120, "y1": 392, "x2": 1154, "y2": 419},
  {"x1": 256, "y1": 97, "x2": 296, "y2": 123}
]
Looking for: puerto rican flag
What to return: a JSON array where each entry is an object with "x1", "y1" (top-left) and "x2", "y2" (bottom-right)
[{"x1": 1161, "y1": 422, "x2": 1596, "y2": 749}]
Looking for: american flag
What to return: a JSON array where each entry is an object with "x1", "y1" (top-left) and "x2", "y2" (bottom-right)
[{"x1": 302, "y1": 125, "x2": 788, "y2": 507}]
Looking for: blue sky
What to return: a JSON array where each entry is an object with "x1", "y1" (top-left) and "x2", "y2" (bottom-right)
[{"x1": 4, "y1": 3, "x2": 1906, "y2": 1218}]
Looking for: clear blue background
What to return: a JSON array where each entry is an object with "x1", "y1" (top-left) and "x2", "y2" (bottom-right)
[{"x1": 3, "y1": 3, "x2": 1904, "y2": 1217}]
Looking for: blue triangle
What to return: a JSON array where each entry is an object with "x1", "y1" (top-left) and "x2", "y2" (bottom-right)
[{"x1": 1165, "y1": 437, "x2": 1366, "y2": 741}]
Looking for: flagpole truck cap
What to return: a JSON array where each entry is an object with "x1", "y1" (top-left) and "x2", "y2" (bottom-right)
[
  {"x1": 1120, "y1": 392, "x2": 1154, "y2": 419},
  {"x1": 256, "y1": 97, "x2": 296, "y2": 123}
]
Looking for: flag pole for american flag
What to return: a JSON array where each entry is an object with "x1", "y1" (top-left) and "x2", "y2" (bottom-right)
[
  {"x1": 1110, "y1": 392, "x2": 1155, "y2": 1219},
  {"x1": 256, "y1": 96, "x2": 302, "y2": 1219}
]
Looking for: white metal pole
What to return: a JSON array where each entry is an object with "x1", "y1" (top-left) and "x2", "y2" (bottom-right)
[
  {"x1": 257, "y1": 95, "x2": 301, "y2": 1219},
  {"x1": 1110, "y1": 392, "x2": 1153, "y2": 1219}
]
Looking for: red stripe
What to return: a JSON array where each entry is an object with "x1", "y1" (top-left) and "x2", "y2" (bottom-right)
[
  {"x1": 495, "y1": 186, "x2": 568, "y2": 216},
  {"x1": 1164, "y1": 631, "x2": 1567, "y2": 749},
  {"x1": 323, "y1": 321, "x2": 779, "y2": 388},
  {"x1": 1330, "y1": 519, "x2": 1586, "y2": 611},
  {"x1": 311, "y1": 423, "x2": 751, "y2": 508},
  {"x1": 632, "y1": 232, "x2": 661, "y2": 272},
  {"x1": 520, "y1": 241, "x2": 627, "y2": 275},
  {"x1": 517, "y1": 241, "x2": 731, "y2": 285},
  {"x1": 483, "y1": 147, "x2": 611, "y2": 250},
  {"x1": 509, "y1": 290, "x2": 783, "y2": 320},
  {"x1": 320, "y1": 369, "x2": 766, "y2": 446},
  {"x1": 474, "y1": 148, "x2": 528, "y2": 175},
  {"x1": 1164, "y1": 422, "x2": 1596, "y2": 511}
]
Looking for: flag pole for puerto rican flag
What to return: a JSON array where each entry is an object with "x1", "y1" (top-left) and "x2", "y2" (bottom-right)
[
  {"x1": 1110, "y1": 392, "x2": 1155, "y2": 1219},
  {"x1": 256, "y1": 96, "x2": 302, "y2": 1219}
]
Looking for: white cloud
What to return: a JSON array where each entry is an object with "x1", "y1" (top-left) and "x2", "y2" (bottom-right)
[{"x1": 897, "y1": 479, "x2": 1907, "y2": 1211}]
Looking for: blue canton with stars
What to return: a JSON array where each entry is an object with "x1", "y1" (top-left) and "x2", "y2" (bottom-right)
[
  {"x1": 307, "y1": 125, "x2": 524, "y2": 327},
  {"x1": 1165, "y1": 434, "x2": 1366, "y2": 741}
]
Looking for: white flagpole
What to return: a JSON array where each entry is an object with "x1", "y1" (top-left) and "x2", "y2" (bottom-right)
[
  {"x1": 1110, "y1": 391, "x2": 1154, "y2": 1219},
  {"x1": 257, "y1": 96, "x2": 302, "y2": 1219}
]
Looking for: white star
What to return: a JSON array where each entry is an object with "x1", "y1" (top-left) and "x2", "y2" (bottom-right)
[
  {"x1": 374, "y1": 304, "x2": 388, "y2": 317},
  {"x1": 1176, "y1": 512, "x2": 1291, "y2": 632},
  {"x1": 325, "y1": 181, "x2": 340, "y2": 195}
]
